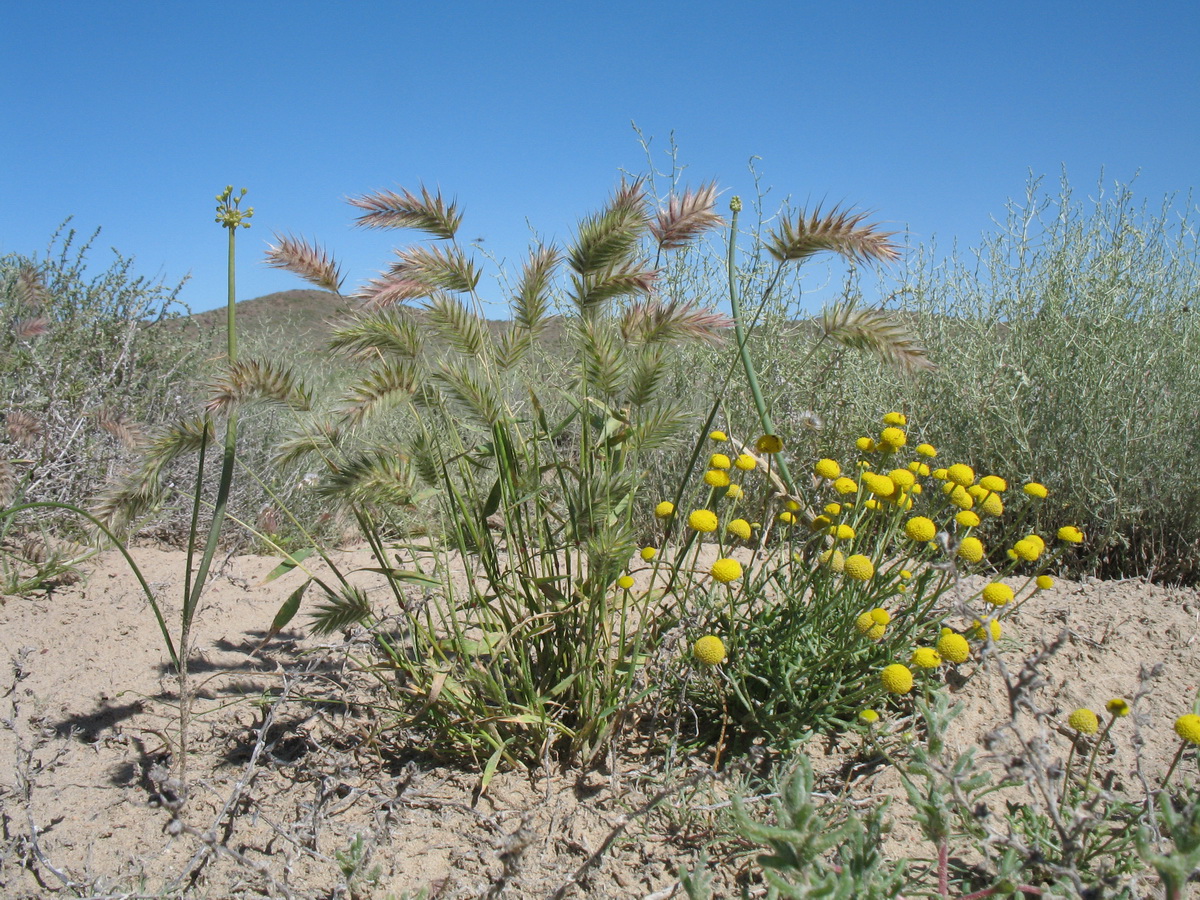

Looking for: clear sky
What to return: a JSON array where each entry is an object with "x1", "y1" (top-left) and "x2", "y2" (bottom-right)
[{"x1": 3, "y1": 2, "x2": 1197, "y2": 315}]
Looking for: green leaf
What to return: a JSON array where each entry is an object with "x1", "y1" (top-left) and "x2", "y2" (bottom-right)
[
  {"x1": 482, "y1": 477, "x2": 502, "y2": 520},
  {"x1": 356, "y1": 567, "x2": 442, "y2": 587},
  {"x1": 479, "y1": 743, "x2": 505, "y2": 794},
  {"x1": 262, "y1": 547, "x2": 315, "y2": 583},
  {"x1": 249, "y1": 578, "x2": 311, "y2": 656}
]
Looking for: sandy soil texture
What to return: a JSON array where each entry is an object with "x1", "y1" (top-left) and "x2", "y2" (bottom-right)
[{"x1": 1, "y1": 546, "x2": 1198, "y2": 898}]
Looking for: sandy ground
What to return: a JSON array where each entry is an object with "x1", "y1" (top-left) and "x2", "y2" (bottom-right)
[{"x1": 1, "y1": 545, "x2": 1198, "y2": 898}]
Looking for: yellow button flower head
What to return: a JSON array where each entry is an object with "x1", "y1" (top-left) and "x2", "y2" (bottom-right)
[
  {"x1": 834, "y1": 476, "x2": 859, "y2": 495},
  {"x1": 881, "y1": 663, "x2": 914, "y2": 694},
  {"x1": 1057, "y1": 525, "x2": 1085, "y2": 544},
  {"x1": 688, "y1": 509, "x2": 719, "y2": 532},
  {"x1": 704, "y1": 469, "x2": 731, "y2": 488},
  {"x1": 946, "y1": 464, "x2": 975, "y2": 487},
  {"x1": 958, "y1": 536, "x2": 985, "y2": 563},
  {"x1": 709, "y1": 453, "x2": 732, "y2": 469},
  {"x1": 756, "y1": 434, "x2": 783, "y2": 454},
  {"x1": 970, "y1": 618, "x2": 1002, "y2": 642},
  {"x1": 854, "y1": 611, "x2": 876, "y2": 635},
  {"x1": 824, "y1": 502, "x2": 842, "y2": 515},
  {"x1": 867, "y1": 623, "x2": 887, "y2": 641},
  {"x1": 936, "y1": 631, "x2": 971, "y2": 664},
  {"x1": 979, "y1": 475, "x2": 1008, "y2": 493},
  {"x1": 786, "y1": 499, "x2": 802, "y2": 512},
  {"x1": 905, "y1": 516, "x2": 937, "y2": 543},
  {"x1": 777, "y1": 511, "x2": 796, "y2": 526},
  {"x1": 617, "y1": 575, "x2": 635, "y2": 590},
  {"x1": 1106, "y1": 698, "x2": 1131, "y2": 717},
  {"x1": 932, "y1": 467, "x2": 949, "y2": 480},
  {"x1": 968, "y1": 484, "x2": 988, "y2": 501},
  {"x1": 844, "y1": 554, "x2": 875, "y2": 581},
  {"x1": 1036, "y1": 574, "x2": 1055, "y2": 590},
  {"x1": 900, "y1": 569, "x2": 913, "y2": 581},
  {"x1": 911, "y1": 647, "x2": 942, "y2": 669},
  {"x1": 709, "y1": 430, "x2": 728, "y2": 442},
  {"x1": 814, "y1": 458, "x2": 841, "y2": 479},
  {"x1": 1026, "y1": 534, "x2": 1046, "y2": 554},
  {"x1": 956, "y1": 510, "x2": 981, "y2": 528},
  {"x1": 808, "y1": 515, "x2": 832, "y2": 531},
  {"x1": 858, "y1": 709, "x2": 880, "y2": 724},
  {"x1": 883, "y1": 411, "x2": 907, "y2": 426},
  {"x1": 655, "y1": 501, "x2": 675, "y2": 519},
  {"x1": 693, "y1": 635, "x2": 727, "y2": 666},
  {"x1": 829, "y1": 523, "x2": 856, "y2": 540},
  {"x1": 889, "y1": 468, "x2": 916, "y2": 489},
  {"x1": 724, "y1": 483, "x2": 743, "y2": 500},
  {"x1": 856, "y1": 436, "x2": 877, "y2": 452},
  {"x1": 711, "y1": 558, "x2": 743, "y2": 583},
  {"x1": 734, "y1": 454, "x2": 757, "y2": 471},
  {"x1": 1174, "y1": 714, "x2": 1200, "y2": 745},
  {"x1": 916, "y1": 443, "x2": 937, "y2": 458},
  {"x1": 870, "y1": 607, "x2": 891, "y2": 626},
  {"x1": 949, "y1": 485, "x2": 975, "y2": 510},
  {"x1": 980, "y1": 492, "x2": 1004, "y2": 517},
  {"x1": 879, "y1": 427, "x2": 907, "y2": 449},
  {"x1": 1068, "y1": 708, "x2": 1100, "y2": 735},
  {"x1": 727, "y1": 518, "x2": 752, "y2": 540},
  {"x1": 865, "y1": 473, "x2": 897, "y2": 498},
  {"x1": 1013, "y1": 539, "x2": 1041, "y2": 561},
  {"x1": 1023, "y1": 482, "x2": 1048, "y2": 498},
  {"x1": 982, "y1": 582, "x2": 1014, "y2": 606},
  {"x1": 820, "y1": 548, "x2": 846, "y2": 572},
  {"x1": 640, "y1": 546, "x2": 657, "y2": 561}
]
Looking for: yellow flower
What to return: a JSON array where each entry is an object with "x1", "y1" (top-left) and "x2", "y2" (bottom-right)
[
  {"x1": 727, "y1": 518, "x2": 752, "y2": 540},
  {"x1": 968, "y1": 484, "x2": 988, "y2": 501},
  {"x1": 982, "y1": 582, "x2": 1014, "y2": 606},
  {"x1": 856, "y1": 436, "x2": 877, "y2": 452},
  {"x1": 709, "y1": 453, "x2": 732, "y2": 469},
  {"x1": 724, "y1": 484, "x2": 744, "y2": 500},
  {"x1": 905, "y1": 516, "x2": 937, "y2": 543},
  {"x1": 1025, "y1": 534, "x2": 1046, "y2": 554},
  {"x1": 829, "y1": 523, "x2": 856, "y2": 540},
  {"x1": 640, "y1": 546, "x2": 657, "y2": 561},
  {"x1": 711, "y1": 558, "x2": 743, "y2": 583},
  {"x1": 1023, "y1": 482, "x2": 1048, "y2": 498},
  {"x1": 1013, "y1": 539, "x2": 1040, "y2": 561},
  {"x1": 655, "y1": 501, "x2": 675, "y2": 519},
  {"x1": 958, "y1": 536, "x2": 985, "y2": 563},
  {"x1": 870, "y1": 607, "x2": 891, "y2": 625},
  {"x1": 881, "y1": 663, "x2": 914, "y2": 695},
  {"x1": 858, "y1": 709, "x2": 880, "y2": 724},
  {"x1": 910, "y1": 647, "x2": 942, "y2": 669},
  {"x1": 814, "y1": 458, "x2": 842, "y2": 479},
  {"x1": 756, "y1": 434, "x2": 783, "y2": 454},
  {"x1": 970, "y1": 618, "x2": 1002, "y2": 642},
  {"x1": 956, "y1": 510, "x2": 981, "y2": 528},
  {"x1": 1036, "y1": 574, "x2": 1055, "y2": 590},
  {"x1": 1068, "y1": 708, "x2": 1100, "y2": 735},
  {"x1": 879, "y1": 427, "x2": 907, "y2": 448},
  {"x1": 834, "y1": 476, "x2": 859, "y2": 495},
  {"x1": 865, "y1": 473, "x2": 897, "y2": 498},
  {"x1": 888, "y1": 470, "x2": 915, "y2": 491},
  {"x1": 704, "y1": 469, "x2": 731, "y2": 488},
  {"x1": 617, "y1": 575, "x2": 634, "y2": 590},
  {"x1": 936, "y1": 632, "x2": 971, "y2": 664},
  {"x1": 949, "y1": 485, "x2": 975, "y2": 510},
  {"x1": 709, "y1": 430, "x2": 728, "y2": 442},
  {"x1": 688, "y1": 509, "x2": 719, "y2": 532},
  {"x1": 734, "y1": 454, "x2": 757, "y2": 471},
  {"x1": 979, "y1": 475, "x2": 1008, "y2": 493},
  {"x1": 786, "y1": 499, "x2": 802, "y2": 512},
  {"x1": 854, "y1": 611, "x2": 876, "y2": 635},
  {"x1": 932, "y1": 467, "x2": 949, "y2": 480},
  {"x1": 980, "y1": 492, "x2": 1004, "y2": 517},
  {"x1": 808, "y1": 514, "x2": 831, "y2": 531},
  {"x1": 824, "y1": 502, "x2": 842, "y2": 515},
  {"x1": 946, "y1": 463, "x2": 975, "y2": 487},
  {"x1": 820, "y1": 548, "x2": 846, "y2": 572},
  {"x1": 1106, "y1": 698, "x2": 1131, "y2": 717},
  {"x1": 867, "y1": 623, "x2": 887, "y2": 641},
  {"x1": 1174, "y1": 714, "x2": 1200, "y2": 745},
  {"x1": 777, "y1": 511, "x2": 796, "y2": 526},
  {"x1": 883, "y1": 411, "x2": 907, "y2": 426},
  {"x1": 916, "y1": 443, "x2": 937, "y2": 458},
  {"x1": 900, "y1": 569, "x2": 912, "y2": 580},
  {"x1": 1058, "y1": 525, "x2": 1085, "y2": 544},
  {"x1": 844, "y1": 554, "x2": 875, "y2": 581},
  {"x1": 692, "y1": 635, "x2": 727, "y2": 666}
]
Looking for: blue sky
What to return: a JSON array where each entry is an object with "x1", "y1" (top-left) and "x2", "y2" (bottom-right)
[{"x1": 3, "y1": 2, "x2": 1197, "y2": 315}]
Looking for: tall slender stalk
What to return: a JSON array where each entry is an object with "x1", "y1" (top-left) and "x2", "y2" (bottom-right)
[{"x1": 176, "y1": 186, "x2": 252, "y2": 785}]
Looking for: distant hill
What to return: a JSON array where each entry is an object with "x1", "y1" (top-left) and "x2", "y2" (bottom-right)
[{"x1": 190, "y1": 289, "x2": 350, "y2": 349}]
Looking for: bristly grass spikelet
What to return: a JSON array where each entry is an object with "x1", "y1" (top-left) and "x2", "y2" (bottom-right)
[
  {"x1": 264, "y1": 233, "x2": 345, "y2": 293},
  {"x1": 430, "y1": 359, "x2": 503, "y2": 427},
  {"x1": 318, "y1": 449, "x2": 416, "y2": 508},
  {"x1": 347, "y1": 185, "x2": 462, "y2": 239},
  {"x1": 6, "y1": 410, "x2": 44, "y2": 448},
  {"x1": 329, "y1": 307, "x2": 425, "y2": 359},
  {"x1": 512, "y1": 245, "x2": 559, "y2": 336},
  {"x1": 270, "y1": 418, "x2": 341, "y2": 468},
  {"x1": 767, "y1": 205, "x2": 900, "y2": 265},
  {"x1": 95, "y1": 407, "x2": 143, "y2": 449},
  {"x1": 13, "y1": 262, "x2": 49, "y2": 309},
  {"x1": 0, "y1": 459, "x2": 14, "y2": 507},
  {"x1": 650, "y1": 181, "x2": 725, "y2": 250},
  {"x1": 819, "y1": 300, "x2": 935, "y2": 374},
  {"x1": 389, "y1": 244, "x2": 481, "y2": 294},
  {"x1": 353, "y1": 275, "x2": 431, "y2": 308},
  {"x1": 12, "y1": 317, "x2": 49, "y2": 340},
  {"x1": 310, "y1": 583, "x2": 374, "y2": 635},
  {"x1": 572, "y1": 261, "x2": 657, "y2": 315},
  {"x1": 619, "y1": 298, "x2": 732, "y2": 346},
  {"x1": 425, "y1": 294, "x2": 488, "y2": 360},
  {"x1": 206, "y1": 359, "x2": 314, "y2": 414},
  {"x1": 337, "y1": 359, "x2": 420, "y2": 425},
  {"x1": 569, "y1": 178, "x2": 648, "y2": 276}
]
